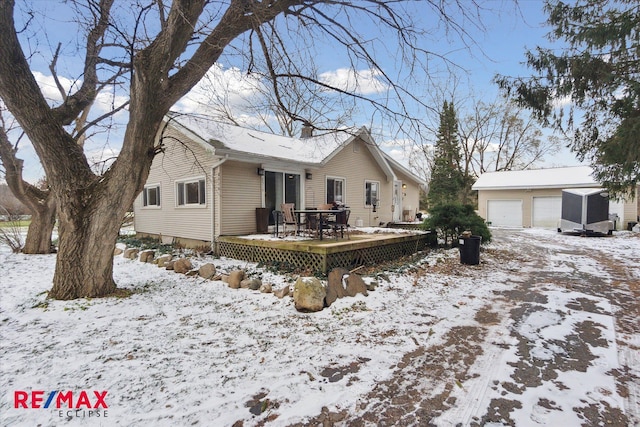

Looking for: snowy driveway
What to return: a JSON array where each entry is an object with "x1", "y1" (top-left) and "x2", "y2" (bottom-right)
[
  {"x1": 1, "y1": 228, "x2": 638, "y2": 426},
  {"x1": 312, "y1": 229, "x2": 639, "y2": 427}
]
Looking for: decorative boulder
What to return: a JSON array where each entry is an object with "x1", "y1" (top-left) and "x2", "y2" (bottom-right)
[
  {"x1": 123, "y1": 248, "x2": 139, "y2": 260},
  {"x1": 156, "y1": 254, "x2": 173, "y2": 268},
  {"x1": 139, "y1": 250, "x2": 155, "y2": 263},
  {"x1": 173, "y1": 258, "x2": 193, "y2": 274},
  {"x1": 113, "y1": 247, "x2": 124, "y2": 256},
  {"x1": 326, "y1": 268, "x2": 349, "y2": 307},
  {"x1": 165, "y1": 260, "x2": 175, "y2": 271},
  {"x1": 259, "y1": 283, "x2": 272, "y2": 293},
  {"x1": 228, "y1": 270, "x2": 245, "y2": 289},
  {"x1": 240, "y1": 278, "x2": 262, "y2": 290},
  {"x1": 293, "y1": 277, "x2": 326, "y2": 312},
  {"x1": 274, "y1": 285, "x2": 290, "y2": 299},
  {"x1": 345, "y1": 274, "x2": 368, "y2": 298},
  {"x1": 198, "y1": 263, "x2": 217, "y2": 279}
]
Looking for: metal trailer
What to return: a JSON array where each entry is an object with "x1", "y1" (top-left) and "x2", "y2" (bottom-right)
[{"x1": 558, "y1": 188, "x2": 614, "y2": 235}]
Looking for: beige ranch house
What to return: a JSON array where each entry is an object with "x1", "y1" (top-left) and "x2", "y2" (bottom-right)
[
  {"x1": 472, "y1": 166, "x2": 639, "y2": 230},
  {"x1": 134, "y1": 114, "x2": 426, "y2": 250}
]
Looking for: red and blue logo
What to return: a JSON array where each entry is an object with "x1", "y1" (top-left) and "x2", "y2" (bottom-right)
[{"x1": 14, "y1": 390, "x2": 109, "y2": 418}]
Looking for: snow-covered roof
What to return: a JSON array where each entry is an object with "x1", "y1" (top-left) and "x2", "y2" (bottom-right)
[
  {"x1": 472, "y1": 166, "x2": 598, "y2": 190},
  {"x1": 166, "y1": 113, "x2": 357, "y2": 165}
]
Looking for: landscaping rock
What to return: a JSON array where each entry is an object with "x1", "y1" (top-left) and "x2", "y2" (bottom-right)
[
  {"x1": 274, "y1": 285, "x2": 290, "y2": 298},
  {"x1": 345, "y1": 273, "x2": 368, "y2": 298},
  {"x1": 259, "y1": 283, "x2": 272, "y2": 293},
  {"x1": 156, "y1": 254, "x2": 173, "y2": 268},
  {"x1": 113, "y1": 247, "x2": 124, "y2": 256},
  {"x1": 139, "y1": 250, "x2": 155, "y2": 263},
  {"x1": 185, "y1": 270, "x2": 199, "y2": 277},
  {"x1": 365, "y1": 280, "x2": 378, "y2": 292},
  {"x1": 241, "y1": 278, "x2": 262, "y2": 290},
  {"x1": 198, "y1": 263, "x2": 217, "y2": 279},
  {"x1": 326, "y1": 268, "x2": 349, "y2": 307},
  {"x1": 228, "y1": 270, "x2": 244, "y2": 289},
  {"x1": 123, "y1": 248, "x2": 139, "y2": 260},
  {"x1": 173, "y1": 258, "x2": 193, "y2": 274},
  {"x1": 293, "y1": 277, "x2": 326, "y2": 312},
  {"x1": 165, "y1": 260, "x2": 175, "y2": 271}
]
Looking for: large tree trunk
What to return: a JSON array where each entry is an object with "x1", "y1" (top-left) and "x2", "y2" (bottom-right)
[
  {"x1": 1, "y1": 0, "x2": 257, "y2": 299},
  {"x1": 47, "y1": 184, "x2": 128, "y2": 299},
  {"x1": 0, "y1": 126, "x2": 57, "y2": 254},
  {"x1": 22, "y1": 193, "x2": 56, "y2": 254}
]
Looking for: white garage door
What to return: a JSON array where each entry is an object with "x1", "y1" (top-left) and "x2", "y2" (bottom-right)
[
  {"x1": 532, "y1": 196, "x2": 562, "y2": 228},
  {"x1": 487, "y1": 200, "x2": 523, "y2": 227}
]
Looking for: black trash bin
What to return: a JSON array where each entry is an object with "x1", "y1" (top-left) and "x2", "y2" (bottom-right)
[
  {"x1": 256, "y1": 208, "x2": 270, "y2": 233},
  {"x1": 459, "y1": 235, "x2": 481, "y2": 265}
]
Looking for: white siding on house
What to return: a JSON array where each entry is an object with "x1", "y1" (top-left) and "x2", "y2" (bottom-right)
[
  {"x1": 219, "y1": 161, "x2": 263, "y2": 236},
  {"x1": 304, "y1": 138, "x2": 395, "y2": 226},
  {"x1": 136, "y1": 123, "x2": 426, "y2": 243},
  {"x1": 134, "y1": 125, "x2": 217, "y2": 243}
]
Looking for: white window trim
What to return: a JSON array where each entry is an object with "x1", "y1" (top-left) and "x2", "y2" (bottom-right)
[
  {"x1": 142, "y1": 183, "x2": 161, "y2": 208},
  {"x1": 176, "y1": 176, "x2": 207, "y2": 208},
  {"x1": 325, "y1": 175, "x2": 346, "y2": 205},
  {"x1": 364, "y1": 180, "x2": 380, "y2": 207}
]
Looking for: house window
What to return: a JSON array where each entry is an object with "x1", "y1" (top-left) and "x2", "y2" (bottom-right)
[
  {"x1": 365, "y1": 181, "x2": 379, "y2": 206},
  {"x1": 177, "y1": 178, "x2": 206, "y2": 206},
  {"x1": 326, "y1": 177, "x2": 345, "y2": 205},
  {"x1": 143, "y1": 185, "x2": 160, "y2": 207}
]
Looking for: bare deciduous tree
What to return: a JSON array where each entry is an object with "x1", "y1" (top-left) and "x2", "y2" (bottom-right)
[
  {"x1": 0, "y1": 0, "x2": 483, "y2": 299},
  {"x1": 459, "y1": 99, "x2": 561, "y2": 177},
  {"x1": 0, "y1": 110, "x2": 56, "y2": 254}
]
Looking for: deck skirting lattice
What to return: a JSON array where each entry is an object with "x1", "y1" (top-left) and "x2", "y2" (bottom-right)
[{"x1": 218, "y1": 233, "x2": 431, "y2": 274}]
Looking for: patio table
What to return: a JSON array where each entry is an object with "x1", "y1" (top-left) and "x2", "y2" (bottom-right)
[{"x1": 295, "y1": 209, "x2": 349, "y2": 240}]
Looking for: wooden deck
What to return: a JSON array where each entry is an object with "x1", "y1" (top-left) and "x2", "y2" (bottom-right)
[{"x1": 217, "y1": 231, "x2": 436, "y2": 275}]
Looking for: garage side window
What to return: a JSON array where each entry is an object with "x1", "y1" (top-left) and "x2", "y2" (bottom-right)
[
  {"x1": 177, "y1": 178, "x2": 206, "y2": 206},
  {"x1": 143, "y1": 184, "x2": 160, "y2": 207}
]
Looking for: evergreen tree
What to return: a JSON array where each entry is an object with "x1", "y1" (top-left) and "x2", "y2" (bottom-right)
[
  {"x1": 428, "y1": 101, "x2": 467, "y2": 207},
  {"x1": 497, "y1": 0, "x2": 640, "y2": 197}
]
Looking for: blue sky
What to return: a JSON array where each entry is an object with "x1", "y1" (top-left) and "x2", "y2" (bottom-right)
[{"x1": 2, "y1": 0, "x2": 584, "y2": 184}]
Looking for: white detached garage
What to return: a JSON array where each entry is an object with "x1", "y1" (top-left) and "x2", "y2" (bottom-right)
[{"x1": 472, "y1": 166, "x2": 639, "y2": 230}]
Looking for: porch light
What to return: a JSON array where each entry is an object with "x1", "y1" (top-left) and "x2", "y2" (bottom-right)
[
  {"x1": 257, "y1": 167, "x2": 265, "y2": 176},
  {"x1": 305, "y1": 172, "x2": 312, "y2": 180}
]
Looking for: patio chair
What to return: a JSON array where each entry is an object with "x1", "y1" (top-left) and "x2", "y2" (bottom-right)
[
  {"x1": 280, "y1": 203, "x2": 301, "y2": 236},
  {"x1": 332, "y1": 209, "x2": 351, "y2": 239},
  {"x1": 317, "y1": 204, "x2": 334, "y2": 238}
]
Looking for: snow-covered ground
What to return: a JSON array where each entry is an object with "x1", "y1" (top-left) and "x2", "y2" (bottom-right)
[{"x1": 1, "y1": 228, "x2": 638, "y2": 426}]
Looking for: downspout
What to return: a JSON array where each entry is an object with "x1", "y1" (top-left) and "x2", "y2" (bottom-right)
[{"x1": 211, "y1": 156, "x2": 228, "y2": 254}]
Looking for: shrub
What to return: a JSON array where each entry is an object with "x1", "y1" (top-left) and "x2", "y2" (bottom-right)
[
  {"x1": 422, "y1": 203, "x2": 491, "y2": 247},
  {"x1": 116, "y1": 235, "x2": 174, "y2": 254}
]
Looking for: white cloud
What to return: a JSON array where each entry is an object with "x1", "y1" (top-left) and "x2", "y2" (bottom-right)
[
  {"x1": 319, "y1": 68, "x2": 388, "y2": 95},
  {"x1": 32, "y1": 71, "x2": 80, "y2": 105},
  {"x1": 32, "y1": 70, "x2": 128, "y2": 118},
  {"x1": 175, "y1": 63, "x2": 266, "y2": 116}
]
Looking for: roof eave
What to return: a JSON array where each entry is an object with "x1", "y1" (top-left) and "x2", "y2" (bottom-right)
[{"x1": 473, "y1": 183, "x2": 600, "y2": 191}]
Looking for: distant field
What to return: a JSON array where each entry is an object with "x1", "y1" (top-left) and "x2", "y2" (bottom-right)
[{"x1": 0, "y1": 220, "x2": 31, "y2": 228}]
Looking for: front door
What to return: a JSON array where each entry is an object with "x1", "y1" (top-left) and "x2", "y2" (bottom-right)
[
  {"x1": 265, "y1": 171, "x2": 300, "y2": 224},
  {"x1": 393, "y1": 180, "x2": 402, "y2": 222}
]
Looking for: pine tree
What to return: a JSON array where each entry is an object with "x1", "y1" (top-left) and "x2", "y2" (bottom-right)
[
  {"x1": 428, "y1": 101, "x2": 466, "y2": 207},
  {"x1": 498, "y1": 0, "x2": 640, "y2": 197}
]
